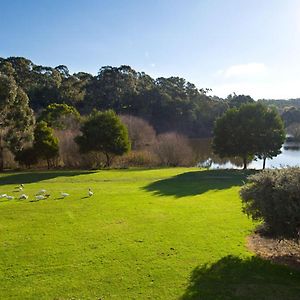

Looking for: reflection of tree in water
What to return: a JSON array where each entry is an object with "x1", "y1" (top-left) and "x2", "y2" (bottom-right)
[{"x1": 190, "y1": 138, "x2": 244, "y2": 168}]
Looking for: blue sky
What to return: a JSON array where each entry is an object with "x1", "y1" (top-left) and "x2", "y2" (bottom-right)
[{"x1": 1, "y1": 0, "x2": 300, "y2": 99}]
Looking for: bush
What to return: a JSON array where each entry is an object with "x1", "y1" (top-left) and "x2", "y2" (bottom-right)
[
  {"x1": 153, "y1": 132, "x2": 195, "y2": 166},
  {"x1": 240, "y1": 168, "x2": 300, "y2": 239},
  {"x1": 119, "y1": 115, "x2": 156, "y2": 150},
  {"x1": 54, "y1": 129, "x2": 82, "y2": 168},
  {"x1": 115, "y1": 150, "x2": 159, "y2": 168}
]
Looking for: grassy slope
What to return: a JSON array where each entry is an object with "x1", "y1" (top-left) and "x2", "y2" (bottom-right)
[{"x1": 0, "y1": 168, "x2": 299, "y2": 300}]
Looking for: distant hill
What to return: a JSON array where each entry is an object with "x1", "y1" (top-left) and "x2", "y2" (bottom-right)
[{"x1": 258, "y1": 98, "x2": 300, "y2": 110}]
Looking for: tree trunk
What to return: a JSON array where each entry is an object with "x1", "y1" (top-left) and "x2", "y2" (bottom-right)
[
  {"x1": 104, "y1": 152, "x2": 111, "y2": 168},
  {"x1": 243, "y1": 157, "x2": 247, "y2": 170},
  {"x1": 0, "y1": 147, "x2": 4, "y2": 172},
  {"x1": 263, "y1": 157, "x2": 266, "y2": 170},
  {"x1": 0, "y1": 134, "x2": 3, "y2": 172}
]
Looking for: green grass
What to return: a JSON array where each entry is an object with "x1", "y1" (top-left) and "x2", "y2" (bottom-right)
[{"x1": 0, "y1": 168, "x2": 299, "y2": 299}]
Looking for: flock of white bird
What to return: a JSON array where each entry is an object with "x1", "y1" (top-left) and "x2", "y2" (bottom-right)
[{"x1": 0, "y1": 184, "x2": 94, "y2": 201}]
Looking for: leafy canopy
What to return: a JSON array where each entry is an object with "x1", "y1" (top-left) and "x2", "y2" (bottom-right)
[
  {"x1": 33, "y1": 121, "x2": 59, "y2": 168},
  {"x1": 0, "y1": 74, "x2": 35, "y2": 170},
  {"x1": 38, "y1": 103, "x2": 80, "y2": 129},
  {"x1": 75, "y1": 110, "x2": 130, "y2": 167},
  {"x1": 213, "y1": 103, "x2": 285, "y2": 169}
]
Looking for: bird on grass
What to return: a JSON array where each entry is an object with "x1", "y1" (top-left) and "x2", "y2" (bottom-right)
[
  {"x1": 88, "y1": 188, "x2": 93, "y2": 197},
  {"x1": 61, "y1": 192, "x2": 69, "y2": 198},
  {"x1": 19, "y1": 194, "x2": 29, "y2": 200},
  {"x1": 35, "y1": 195, "x2": 46, "y2": 200},
  {"x1": 36, "y1": 189, "x2": 47, "y2": 195},
  {"x1": 14, "y1": 184, "x2": 24, "y2": 192},
  {"x1": 6, "y1": 195, "x2": 14, "y2": 200},
  {"x1": 0, "y1": 194, "x2": 8, "y2": 198}
]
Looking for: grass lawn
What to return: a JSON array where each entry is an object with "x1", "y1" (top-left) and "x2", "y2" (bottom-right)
[{"x1": 0, "y1": 168, "x2": 299, "y2": 299}]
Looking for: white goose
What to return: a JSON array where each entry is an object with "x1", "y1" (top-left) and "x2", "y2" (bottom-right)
[
  {"x1": 19, "y1": 194, "x2": 29, "y2": 200},
  {"x1": 88, "y1": 188, "x2": 93, "y2": 197},
  {"x1": 36, "y1": 189, "x2": 47, "y2": 195},
  {"x1": 61, "y1": 192, "x2": 69, "y2": 198}
]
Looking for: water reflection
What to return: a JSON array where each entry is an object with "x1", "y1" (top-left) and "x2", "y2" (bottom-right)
[{"x1": 190, "y1": 138, "x2": 300, "y2": 170}]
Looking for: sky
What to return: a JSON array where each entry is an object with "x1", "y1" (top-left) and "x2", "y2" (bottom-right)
[{"x1": 1, "y1": 0, "x2": 300, "y2": 99}]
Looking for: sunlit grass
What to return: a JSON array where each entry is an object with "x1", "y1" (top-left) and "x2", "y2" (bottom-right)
[{"x1": 0, "y1": 168, "x2": 299, "y2": 299}]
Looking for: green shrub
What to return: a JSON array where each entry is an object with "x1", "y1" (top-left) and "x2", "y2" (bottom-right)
[{"x1": 240, "y1": 168, "x2": 300, "y2": 239}]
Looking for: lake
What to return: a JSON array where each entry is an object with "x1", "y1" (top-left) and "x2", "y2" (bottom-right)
[{"x1": 191, "y1": 138, "x2": 300, "y2": 170}]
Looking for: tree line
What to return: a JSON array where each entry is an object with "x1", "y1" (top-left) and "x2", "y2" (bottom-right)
[
  {"x1": 0, "y1": 56, "x2": 290, "y2": 171},
  {"x1": 0, "y1": 56, "x2": 233, "y2": 138}
]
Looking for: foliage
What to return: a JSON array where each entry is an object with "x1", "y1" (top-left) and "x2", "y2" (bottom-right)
[
  {"x1": 15, "y1": 147, "x2": 38, "y2": 168},
  {"x1": 287, "y1": 123, "x2": 300, "y2": 142},
  {"x1": 33, "y1": 121, "x2": 59, "y2": 168},
  {"x1": 116, "y1": 150, "x2": 159, "y2": 167},
  {"x1": 153, "y1": 132, "x2": 195, "y2": 166},
  {"x1": 253, "y1": 106, "x2": 285, "y2": 169},
  {"x1": 0, "y1": 74, "x2": 35, "y2": 171},
  {"x1": 0, "y1": 56, "x2": 228, "y2": 138},
  {"x1": 75, "y1": 110, "x2": 130, "y2": 167},
  {"x1": 54, "y1": 129, "x2": 82, "y2": 168},
  {"x1": 38, "y1": 103, "x2": 81, "y2": 129},
  {"x1": 281, "y1": 106, "x2": 300, "y2": 127},
  {"x1": 119, "y1": 115, "x2": 156, "y2": 150},
  {"x1": 213, "y1": 103, "x2": 285, "y2": 169},
  {"x1": 227, "y1": 94, "x2": 255, "y2": 108},
  {"x1": 240, "y1": 168, "x2": 300, "y2": 239},
  {"x1": 259, "y1": 98, "x2": 300, "y2": 111}
]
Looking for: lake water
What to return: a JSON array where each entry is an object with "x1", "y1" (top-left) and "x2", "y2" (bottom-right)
[{"x1": 191, "y1": 138, "x2": 300, "y2": 170}]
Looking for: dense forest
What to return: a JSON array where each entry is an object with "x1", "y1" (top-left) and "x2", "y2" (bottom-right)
[
  {"x1": 0, "y1": 56, "x2": 231, "y2": 138},
  {"x1": 259, "y1": 98, "x2": 300, "y2": 110},
  {"x1": 1, "y1": 56, "x2": 300, "y2": 170},
  {"x1": 1, "y1": 56, "x2": 299, "y2": 138}
]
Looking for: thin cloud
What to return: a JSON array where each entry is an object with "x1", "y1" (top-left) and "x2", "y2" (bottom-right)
[{"x1": 218, "y1": 63, "x2": 267, "y2": 78}]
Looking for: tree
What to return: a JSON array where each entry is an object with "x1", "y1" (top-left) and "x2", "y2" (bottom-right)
[
  {"x1": 227, "y1": 94, "x2": 255, "y2": 108},
  {"x1": 213, "y1": 103, "x2": 285, "y2": 169},
  {"x1": 281, "y1": 106, "x2": 300, "y2": 127},
  {"x1": 75, "y1": 110, "x2": 130, "y2": 167},
  {"x1": 0, "y1": 75, "x2": 35, "y2": 171},
  {"x1": 1, "y1": 56, "x2": 230, "y2": 138},
  {"x1": 15, "y1": 147, "x2": 38, "y2": 168},
  {"x1": 254, "y1": 107, "x2": 285, "y2": 169},
  {"x1": 38, "y1": 103, "x2": 81, "y2": 130},
  {"x1": 33, "y1": 121, "x2": 59, "y2": 169}
]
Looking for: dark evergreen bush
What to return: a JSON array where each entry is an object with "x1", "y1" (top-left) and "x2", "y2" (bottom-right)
[{"x1": 240, "y1": 168, "x2": 300, "y2": 239}]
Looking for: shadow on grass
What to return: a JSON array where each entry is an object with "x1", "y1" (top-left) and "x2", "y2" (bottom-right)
[
  {"x1": 181, "y1": 255, "x2": 300, "y2": 300},
  {"x1": 143, "y1": 169, "x2": 256, "y2": 198},
  {"x1": 0, "y1": 171, "x2": 96, "y2": 185}
]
